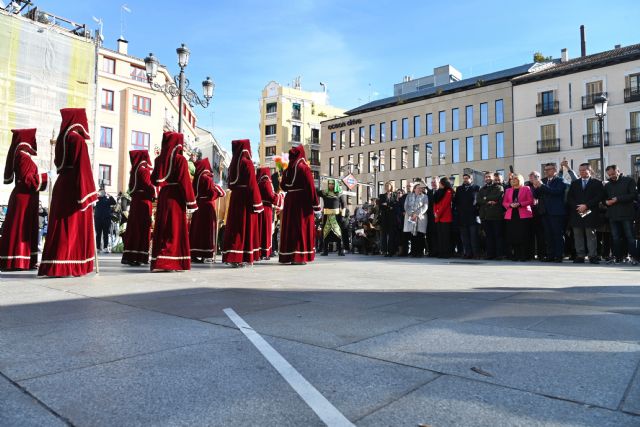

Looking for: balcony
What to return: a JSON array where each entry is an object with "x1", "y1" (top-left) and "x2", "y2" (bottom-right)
[
  {"x1": 309, "y1": 136, "x2": 320, "y2": 146},
  {"x1": 582, "y1": 92, "x2": 608, "y2": 110},
  {"x1": 624, "y1": 87, "x2": 640, "y2": 103},
  {"x1": 265, "y1": 112, "x2": 277, "y2": 121},
  {"x1": 291, "y1": 134, "x2": 301, "y2": 143},
  {"x1": 536, "y1": 101, "x2": 559, "y2": 116},
  {"x1": 583, "y1": 132, "x2": 609, "y2": 148},
  {"x1": 627, "y1": 128, "x2": 640, "y2": 144},
  {"x1": 292, "y1": 110, "x2": 301, "y2": 120},
  {"x1": 310, "y1": 158, "x2": 321, "y2": 167},
  {"x1": 536, "y1": 138, "x2": 560, "y2": 153}
]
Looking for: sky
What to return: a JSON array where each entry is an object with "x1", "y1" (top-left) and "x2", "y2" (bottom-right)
[{"x1": 24, "y1": 0, "x2": 639, "y2": 153}]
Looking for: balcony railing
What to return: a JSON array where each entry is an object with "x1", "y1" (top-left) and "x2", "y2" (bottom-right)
[
  {"x1": 310, "y1": 159, "x2": 321, "y2": 166},
  {"x1": 292, "y1": 111, "x2": 301, "y2": 120},
  {"x1": 624, "y1": 87, "x2": 640, "y2": 103},
  {"x1": 309, "y1": 136, "x2": 320, "y2": 145},
  {"x1": 627, "y1": 128, "x2": 640, "y2": 144},
  {"x1": 537, "y1": 138, "x2": 560, "y2": 153},
  {"x1": 583, "y1": 132, "x2": 609, "y2": 148},
  {"x1": 292, "y1": 134, "x2": 301, "y2": 142},
  {"x1": 582, "y1": 92, "x2": 608, "y2": 110},
  {"x1": 265, "y1": 112, "x2": 277, "y2": 120},
  {"x1": 536, "y1": 101, "x2": 559, "y2": 116}
]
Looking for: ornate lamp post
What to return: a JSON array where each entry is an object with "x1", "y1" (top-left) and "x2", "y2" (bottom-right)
[
  {"x1": 371, "y1": 153, "x2": 379, "y2": 197},
  {"x1": 144, "y1": 44, "x2": 214, "y2": 133},
  {"x1": 593, "y1": 94, "x2": 608, "y2": 180}
]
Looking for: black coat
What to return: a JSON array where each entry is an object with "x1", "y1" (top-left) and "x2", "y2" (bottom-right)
[
  {"x1": 377, "y1": 192, "x2": 398, "y2": 228},
  {"x1": 453, "y1": 184, "x2": 479, "y2": 226},
  {"x1": 566, "y1": 178, "x2": 604, "y2": 228},
  {"x1": 604, "y1": 175, "x2": 638, "y2": 221}
]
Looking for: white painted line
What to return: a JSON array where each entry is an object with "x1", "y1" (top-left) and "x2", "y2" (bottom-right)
[{"x1": 223, "y1": 308, "x2": 354, "y2": 427}]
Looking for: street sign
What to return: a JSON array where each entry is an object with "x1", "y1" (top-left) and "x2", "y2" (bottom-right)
[{"x1": 342, "y1": 173, "x2": 358, "y2": 190}]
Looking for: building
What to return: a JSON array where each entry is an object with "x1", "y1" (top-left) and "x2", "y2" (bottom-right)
[
  {"x1": 96, "y1": 39, "x2": 199, "y2": 193},
  {"x1": 512, "y1": 44, "x2": 640, "y2": 180},
  {"x1": 321, "y1": 63, "x2": 545, "y2": 206},
  {"x1": 195, "y1": 126, "x2": 229, "y2": 184},
  {"x1": 394, "y1": 65, "x2": 462, "y2": 96},
  {"x1": 258, "y1": 80, "x2": 345, "y2": 183}
]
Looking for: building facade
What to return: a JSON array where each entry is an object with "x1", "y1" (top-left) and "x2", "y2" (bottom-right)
[
  {"x1": 258, "y1": 80, "x2": 345, "y2": 183},
  {"x1": 321, "y1": 64, "x2": 542, "y2": 206},
  {"x1": 195, "y1": 126, "x2": 229, "y2": 184},
  {"x1": 513, "y1": 44, "x2": 640, "y2": 180}
]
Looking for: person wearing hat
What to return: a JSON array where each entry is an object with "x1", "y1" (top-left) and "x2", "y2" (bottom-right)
[
  {"x1": 318, "y1": 178, "x2": 347, "y2": 256},
  {"x1": 403, "y1": 179, "x2": 429, "y2": 257}
]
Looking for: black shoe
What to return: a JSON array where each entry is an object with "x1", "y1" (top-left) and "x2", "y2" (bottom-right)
[
  {"x1": 321, "y1": 252, "x2": 329, "y2": 256},
  {"x1": 589, "y1": 257, "x2": 600, "y2": 264},
  {"x1": 573, "y1": 258, "x2": 585, "y2": 264}
]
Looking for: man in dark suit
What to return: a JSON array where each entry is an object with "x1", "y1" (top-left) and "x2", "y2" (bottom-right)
[
  {"x1": 532, "y1": 163, "x2": 568, "y2": 262},
  {"x1": 567, "y1": 163, "x2": 604, "y2": 263},
  {"x1": 454, "y1": 173, "x2": 480, "y2": 258}
]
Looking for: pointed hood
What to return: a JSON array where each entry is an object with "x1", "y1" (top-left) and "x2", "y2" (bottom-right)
[
  {"x1": 153, "y1": 132, "x2": 184, "y2": 184},
  {"x1": 4, "y1": 128, "x2": 37, "y2": 184},
  {"x1": 288, "y1": 145, "x2": 306, "y2": 164},
  {"x1": 128, "y1": 150, "x2": 152, "y2": 191},
  {"x1": 193, "y1": 158, "x2": 212, "y2": 196},
  {"x1": 56, "y1": 108, "x2": 90, "y2": 171},
  {"x1": 282, "y1": 145, "x2": 308, "y2": 188},
  {"x1": 228, "y1": 139, "x2": 252, "y2": 185},
  {"x1": 257, "y1": 167, "x2": 271, "y2": 182}
]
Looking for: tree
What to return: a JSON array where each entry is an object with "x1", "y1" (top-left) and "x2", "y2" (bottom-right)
[{"x1": 533, "y1": 52, "x2": 553, "y2": 63}]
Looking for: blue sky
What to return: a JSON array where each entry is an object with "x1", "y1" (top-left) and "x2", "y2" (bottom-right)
[{"x1": 28, "y1": 0, "x2": 638, "y2": 152}]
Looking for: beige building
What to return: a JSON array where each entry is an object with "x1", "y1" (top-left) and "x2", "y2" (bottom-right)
[
  {"x1": 258, "y1": 80, "x2": 345, "y2": 183},
  {"x1": 321, "y1": 63, "x2": 543, "y2": 206},
  {"x1": 96, "y1": 39, "x2": 199, "y2": 193},
  {"x1": 195, "y1": 126, "x2": 229, "y2": 184},
  {"x1": 512, "y1": 44, "x2": 640, "y2": 180}
]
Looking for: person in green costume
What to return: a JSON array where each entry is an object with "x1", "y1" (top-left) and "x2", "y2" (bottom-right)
[{"x1": 318, "y1": 178, "x2": 347, "y2": 256}]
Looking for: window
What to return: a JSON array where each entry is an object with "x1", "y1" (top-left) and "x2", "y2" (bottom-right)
[
  {"x1": 481, "y1": 134, "x2": 489, "y2": 160},
  {"x1": 586, "y1": 80, "x2": 603, "y2": 96},
  {"x1": 265, "y1": 124, "x2": 276, "y2": 136},
  {"x1": 452, "y1": 108, "x2": 459, "y2": 131},
  {"x1": 439, "y1": 140, "x2": 447, "y2": 165},
  {"x1": 348, "y1": 154, "x2": 354, "y2": 171},
  {"x1": 339, "y1": 156, "x2": 344, "y2": 172},
  {"x1": 586, "y1": 117, "x2": 599, "y2": 136},
  {"x1": 425, "y1": 142, "x2": 433, "y2": 166},
  {"x1": 541, "y1": 90, "x2": 555, "y2": 109},
  {"x1": 426, "y1": 113, "x2": 433, "y2": 135},
  {"x1": 329, "y1": 158, "x2": 335, "y2": 176},
  {"x1": 466, "y1": 136, "x2": 474, "y2": 162},
  {"x1": 349, "y1": 128, "x2": 355, "y2": 147},
  {"x1": 380, "y1": 122, "x2": 386, "y2": 142},
  {"x1": 131, "y1": 131, "x2": 150, "y2": 150},
  {"x1": 402, "y1": 118, "x2": 409, "y2": 139},
  {"x1": 541, "y1": 124, "x2": 556, "y2": 140},
  {"x1": 359, "y1": 127, "x2": 365, "y2": 146},
  {"x1": 413, "y1": 115, "x2": 421, "y2": 137},
  {"x1": 292, "y1": 125, "x2": 301, "y2": 142},
  {"x1": 130, "y1": 65, "x2": 146, "y2": 83},
  {"x1": 391, "y1": 120, "x2": 397, "y2": 141},
  {"x1": 390, "y1": 148, "x2": 397, "y2": 170},
  {"x1": 439, "y1": 111, "x2": 446, "y2": 133},
  {"x1": 358, "y1": 153, "x2": 363, "y2": 172},
  {"x1": 495, "y1": 99, "x2": 504, "y2": 124},
  {"x1": 292, "y1": 103, "x2": 301, "y2": 120},
  {"x1": 266, "y1": 103, "x2": 277, "y2": 114},
  {"x1": 378, "y1": 182, "x2": 384, "y2": 197},
  {"x1": 265, "y1": 146, "x2": 276, "y2": 157},
  {"x1": 401, "y1": 146, "x2": 408, "y2": 169},
  {"x1": 496, "y1": 132, "x2": 504, "y2": 158},
  {"x1": 101, "y1": 89, "x2": 114, "y2": 110},
  {"x1": 401, "y1": 179, "x2": 408, "y2": 192},
  {"x1": 466, "y1": 105, "x2": 473, "y2": 128},
  {"x1": 369, "y1": 152, "x2": 376, "y2": 173},
  {"x1": 132, "y1": 95, "x2": 151, "y2": 116},
  {"x1": 413, "y1": 144, "x2": 419, "y2": 168},
  {"x1": 100, "y1": 127, "x2": 112, "y2": 148},
  {"x1": 98, "y1": 164, "x2": 112, "y2": 186},
  {"x1": 378, "y1": 149, "x2": 385, "y2": 171},
  {"x1": 480, "y1": 102, "x2": 488, "y2": 126},
  {"x1": 631, "y1": 154, "x2": 640, "y2": 182},
  {"x1": 340, "y1": 130, "x2": 345, "y2": 149},
  {"x1": 588, "y1": 158, "x2": 602, "y2": 180},
  {"x1": 331, "y1": 132, "x2": 337, "y2": 150},
  {"x1": 369, "y1": 124, "x2": 376, "y2": 144},
  {"x1": 102, "y1": 57, "x2": 115, "y2": 74},
  {"x1": 310, "y1": 150, "x2": 320, "y2": 166},
  {"x1": 452, "y1": 139, "x2": 460, "y2": 163}
]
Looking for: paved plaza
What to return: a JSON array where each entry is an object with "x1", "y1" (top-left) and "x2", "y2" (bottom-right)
[{"x1": 1, "y1": 255, "x2": 640, "y2": 426}]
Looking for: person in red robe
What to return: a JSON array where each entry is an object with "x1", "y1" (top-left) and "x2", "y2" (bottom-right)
[
  {"x1": 150, "y1": 132, "x2": 197, "y2": 272},
  {"x1": 222, "y1": 139, "x2": 262, "y2": 267},
  {"x1": 39, "y1": 108, "x2": 98, "y2": 277},
  {"x1": 279, "y1": 145, "x2": 321, "y2": 265},
  {"x1": 256, "y1": 167, "x2": 279, "y2": 260},
  {"x1": 0, "y1": 128, "x2": 48, "y2": 271},
  {"x1": 190, "y1": 158, "x2": 226, "y2": 262},
  {"x1": 121, "y1": 150, "x2": 156, "y2": 266}
]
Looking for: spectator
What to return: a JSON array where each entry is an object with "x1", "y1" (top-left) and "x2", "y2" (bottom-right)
[
  {"x1": 434, "y1": 176, "x2": 454, "y2": 258},
  {"x1": 454, "y1": 173, "x2": 480, "y2": 259},
  {"x1": 533, "y1": 163, "x2": 568, "y2": 263},
  {"x1": 604, "y1": 165, "x2": 638, "y2": 264},
  {"x1": 503, "y1": 174, "x2": 534, "y2": 261},
  {"x1": 478, "y1": 172, "x2": 505, "y2": 260},
  {"x1": 567, "y1": 163, "x2": 604, "y2": 264},
  {"x1": 94, "y1": 187, "x2": 116, "y2": 253},
  {"x1": 426, "y1": 177, "x2": 438, "y2": 257},
  {"x1": 403, "y1": 180, "x2": 429, "y2": 257},
  {"x1": 377, "y1": 182, "x2": 398, "y2": 257},
  {"x1": 38, "y1": 201, "x2": 48, "y2": 251},
  {"x1": 526, "y1": 171, "x2": 546, "y2": 261},
  {"x1": 397, "y1": 184, "x2": 412, "y2": 256}
]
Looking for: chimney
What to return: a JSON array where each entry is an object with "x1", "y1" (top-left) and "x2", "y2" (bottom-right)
[
  {"x1": 561, "y1": 48, "x2": 569, "y2": 62},
  {"x1": 580, "y1": 25, "x2": 586, "y2": 57},
  {"x1": 615, "y1": 44, "x2": 621, "y2": 49},
  {"x1": 117, "y1": 38, "x2": 128, "y2": 55}
]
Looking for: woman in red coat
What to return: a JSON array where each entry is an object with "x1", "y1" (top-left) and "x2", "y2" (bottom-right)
[
  {"x1": 434, "y1": 176, "x2": 454, "y2": 258},
  {"x1": 256, "y1": 167, "x2": 279, "y2": 260},
  {"x1": 121, "y1": 150, "x2": 156, "y2": 266},
  {"x1": 190, "y1": 158, "x2": 226, "y2": 262},
  {"x1": 39, "y1": 108, "x2": 98, "y2": 277},
  {"x1": 279, "y1": 146, "x2": 321, "y2": 265},
  {"x1": 222, "y1": 139, "x2": 263, "y2": 267},
  {"x1": 150, "y1": 132, "x2": 197, "y2": 272},
  {"x1": 0, "y1": 128, "x2": 48, "y2": 271}
]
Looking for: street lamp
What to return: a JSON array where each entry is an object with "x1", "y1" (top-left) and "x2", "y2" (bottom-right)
[
  {"x1": 371, "y1": 153, "x2": 379, "y2": 197},
  {"x1": 144, "y1": 43, "x2": 214, "y2": 133},
  {"x1": 593, "y1": 94, "x2": 608, "y2": 180}
]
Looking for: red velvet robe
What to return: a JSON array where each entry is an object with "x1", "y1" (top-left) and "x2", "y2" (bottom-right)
[
  {"x1": 122, "y1": 150, "x2": 155, "y2": 265},
  {"x1": 150, "y1": 132, "x2": 197, "y2": 271},
  {"x1": 256, "y1": 168, "x2": 279, "y2": 259},
  {"x1": 0, "y1": 129, "x2": 48, "y2": 271},
  {"x1": 279, "y1": 146, "x2": 320, "y2": 264},
  {"x1": 222, "y1": 139, "x2": 263, "y2": 264},
  {"x1": 190, "y1": 159, "x2": 226, "y2": 259},
  {"x1": 39, "y1": 109, "x2": 98, "y2": 277}
]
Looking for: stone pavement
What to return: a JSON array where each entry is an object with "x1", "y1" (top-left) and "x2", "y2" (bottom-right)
[{"x1": 1, "y1": 254, "x2": 639, "y2": 426}]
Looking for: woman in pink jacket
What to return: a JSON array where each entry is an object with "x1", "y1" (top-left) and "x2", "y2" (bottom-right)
[{"x1": 503, "y1": 174, "x2": 534, "y2": 261}]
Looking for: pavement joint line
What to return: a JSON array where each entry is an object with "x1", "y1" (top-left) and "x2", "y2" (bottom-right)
[
  {"x1": 618, "y1": 353, "x2": 640, "y2": 412},
  {"x1": 223, "y1": 307, "x2": 355, "y2": 427},
  {"x1": 0, "y1": 369, "x2": 75, "y2": 426}
]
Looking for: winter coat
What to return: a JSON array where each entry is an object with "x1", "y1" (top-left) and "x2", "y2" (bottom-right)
[
  {"x1": 604, "y1": 175, "x2": 637, "y2": 221},
  {"x1": 434, "y1": 188, "x2": 453, "y2": 223},
  {"x1": 403, "y1": 192, "x2": 429, "y2": 234},
  {"x1": 567, "y1": 178, "x2": 604, "y2": 228},
  {"x1": 477, "y1": 183, "x2": 504, "y2": 221},
  {"x1": 454, "y1": 184, "x2": 479, "y2": 226},
  {"x1": 534, "y1": 176, "x2": 567, "y2": 216}
]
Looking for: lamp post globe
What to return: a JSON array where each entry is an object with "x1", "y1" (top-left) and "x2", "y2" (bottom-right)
[
  {"x1": 144, "y1": 53, "x2": 159, "y2": 81},
  {"x1": 176, "y1": 43, "x2": 190, "y2": 68}
]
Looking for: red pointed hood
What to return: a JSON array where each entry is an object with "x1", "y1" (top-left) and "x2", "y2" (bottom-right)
[
  {"x1": 4, "y1": 128, "x2": 37, "y2": 184},
  {"x1": 288, "y1": 145, "x2": 306, "y2": 164},
  {"x1": 56, "y1": 108, "x2": 90, "y2": 171},
  {"x1": 228, "y1": 139, "x2": 252, "y2": 185},
  {"x1": 153, "y1": 132, "x2": 184, "y2": 184},
  {"x1": 257, "y1": 167, "x2": 271, "y2": 182},
  {"x1": 193, "y1": 158, "x2": 212, "y2": 196},
  {"x1": 128, "y1": 150, "x2": 152, "y2": 191},
  {"x1": 282, "y1": 145, "x2": 308, "y2": 188}
]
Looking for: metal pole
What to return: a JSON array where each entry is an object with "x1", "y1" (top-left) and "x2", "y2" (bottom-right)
[
  {"x1": 178, "y1": 66, "x2": 185, "y2": 133},
  {"x1": 374, "y1": 167, "x2": 378, "y2": 197},
  {"x1": 599, "y1": 115, "x2": 605, "y2": 180}
]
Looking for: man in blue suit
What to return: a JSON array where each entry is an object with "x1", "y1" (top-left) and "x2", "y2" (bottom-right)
[{"x1": 532, "y1": 163, "x2": 568, "y2": 262}]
